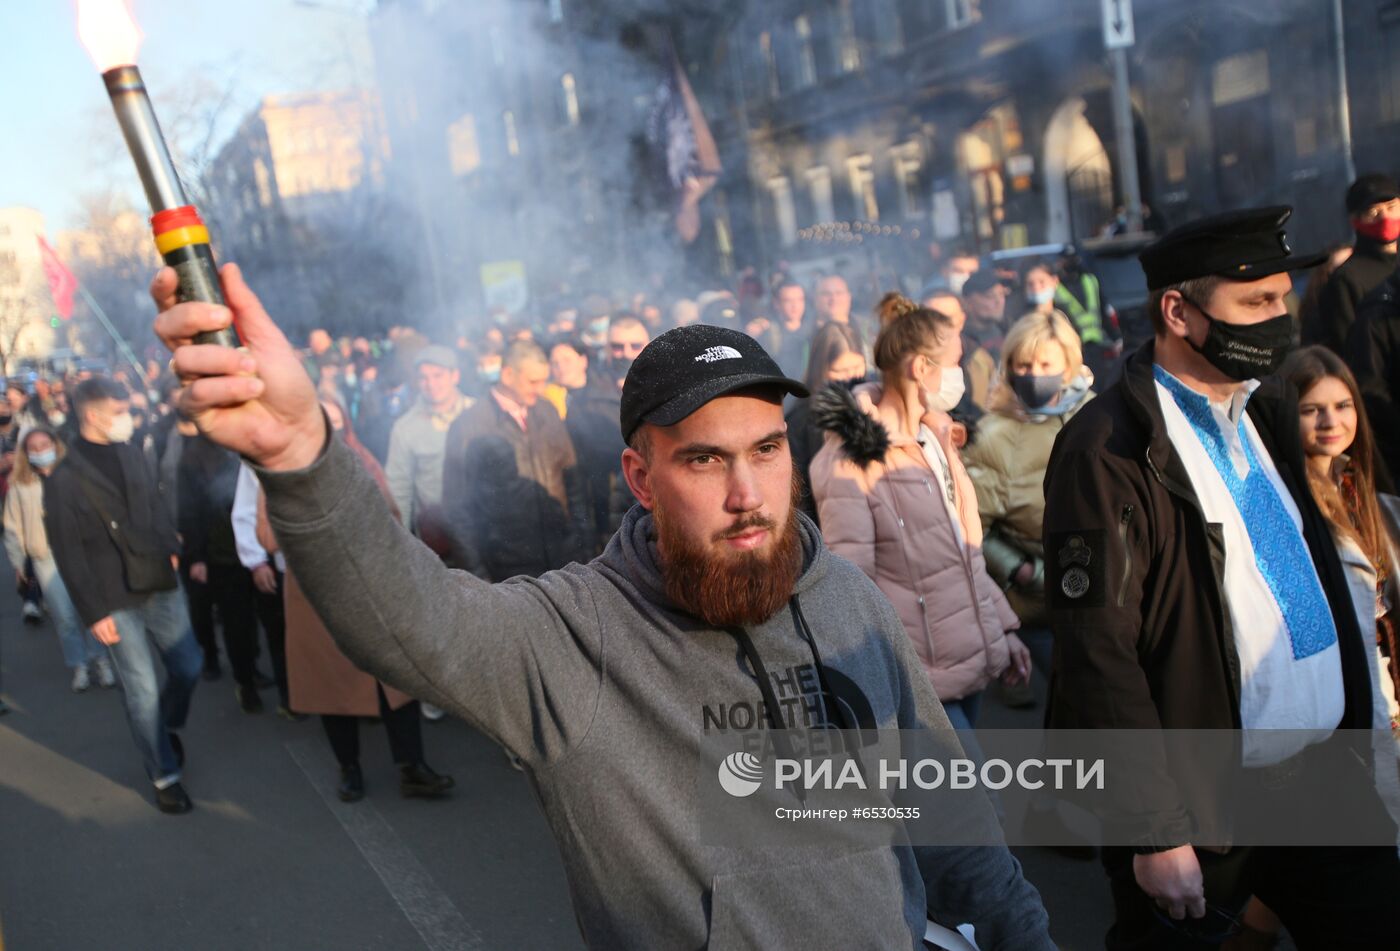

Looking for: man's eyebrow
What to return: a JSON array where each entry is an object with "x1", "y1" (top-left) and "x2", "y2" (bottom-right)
[{"x1": 670, "y1": 430, "x2": 788, "y2": 460}]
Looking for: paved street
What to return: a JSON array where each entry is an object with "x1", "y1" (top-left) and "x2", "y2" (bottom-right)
[{"x1": 0, "y1": 579, "x2": 1111, "y2": 950}]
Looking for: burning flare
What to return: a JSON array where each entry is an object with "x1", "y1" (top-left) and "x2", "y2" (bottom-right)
[{"x1": 76, "y1": 0, "x2": 143, "y2": 72}]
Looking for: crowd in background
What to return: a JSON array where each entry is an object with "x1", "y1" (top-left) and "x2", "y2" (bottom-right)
[{"x1": 5, "y1": 173, "x2": 1400, "y2": 945}]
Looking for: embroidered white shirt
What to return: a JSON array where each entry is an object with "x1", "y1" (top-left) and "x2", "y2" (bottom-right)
[{"x1": 1154, "y1": 369, "x2": 1343, "y2": 766}]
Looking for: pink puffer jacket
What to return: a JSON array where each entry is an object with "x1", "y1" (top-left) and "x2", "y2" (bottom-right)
[{"x1": 808, "y1": 383, "x2": 1017, "y2": 701}]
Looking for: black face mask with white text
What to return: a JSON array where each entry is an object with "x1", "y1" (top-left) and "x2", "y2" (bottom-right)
[{"x1": 1182, "y1": 296, "x2": 1293, "y2": 381}]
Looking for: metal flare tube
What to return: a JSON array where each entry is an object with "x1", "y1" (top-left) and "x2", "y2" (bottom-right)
[{"x1": 101, "y1": 65, "x2": 238, "y2": 347}]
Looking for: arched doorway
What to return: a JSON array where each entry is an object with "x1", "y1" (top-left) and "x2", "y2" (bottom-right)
[
  {"x1": 1044, "y1": 96, "x2": 1114, "y2": 245},
  {"x1": 957, "y1": 103, "x2": 1021, "y2": 254}
]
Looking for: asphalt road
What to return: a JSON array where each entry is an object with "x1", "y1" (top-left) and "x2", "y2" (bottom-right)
[{"x1": 0, "y1": 579, "x2": 1114, "y2": 950}]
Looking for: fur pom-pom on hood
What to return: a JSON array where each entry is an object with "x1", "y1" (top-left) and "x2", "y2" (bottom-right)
[{"x1": 809, "y1": 382, "x2": 891, "y2": 468}]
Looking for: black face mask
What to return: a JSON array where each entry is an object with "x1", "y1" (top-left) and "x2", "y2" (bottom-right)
[
  {"x1": 1181, "y1": 297, "x2": 1294, "y2": 381},
  {"x1": 1010, "y1": 373, "x2": 1062, "y2": 409},
  {"x1": 611, "y1": 357, "x2": 635, "y2": 383}
]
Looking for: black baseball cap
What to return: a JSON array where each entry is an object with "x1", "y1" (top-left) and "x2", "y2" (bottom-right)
[
  {"x1": 1138, "y1": 205, "x2": 1327, "y2": 290},
  {"x1": 1346, "y1": 173, "x2": 1400, "y2": 215},
  {"x1": 620, "y1": 325, "x2": 809, "y2": 442},
  {"x1": 961, "y1": 269, "x2": 1003, "y2": 296}
]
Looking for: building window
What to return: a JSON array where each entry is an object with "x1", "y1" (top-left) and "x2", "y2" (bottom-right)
[
  {"x1": 794, "y1": 16, "x2": 818, "y2": 89},
  {"x1": 254, "y1": 159, "x2": 273, "y2": 206},
  {"x1": 891, "y1": 142, "x2": 923, "y2": 218},
  {"x1": 503, "y1": 111, "x2": 520, "y2": 157},
  {"x1": 1165, "y1": 144, "x2": 1188, "y2": 184},
  {"x1": 447, "y1": 113, "x2": 481, "y2": 175},
  {"x1": 1212, "y1": 50, "x2": 1270, "y2": 106},
  {"x1": 1294, "y1": 117, "x2": 1318, "y2": 159},
  {"x1": 1380, "y1": 5, "x2": 1400, "y2": 123},
  {"x1": 759, "y1": 31, "x2": 780, "y2": 99},
  {"x1": 871, "y1": 0, "x2": 905, "y2": 55},
  {"x1": 769, "y1": 177, "x2": 798, "y2": 247},
  {"x1": 548, "y1": 0, "x2": 563, "y2": 25},
  {"x1": 836, "y1": 0, "x2": 861, "y2": 73},
  {"x1": 847, "y1": 154, "x2": 878, "y2": 220},
  {"x1": 945, "y1": 0, "x2": 978, "y2": 30},
  {"x1": 561, "y1": 73, "x2": 580, "y2": 126},
  {"x1": 806, "y1": 166, "x2": 835, "y2": 224},
  {"x1": 490, "y1": 27, "x2": 506, "y2": 68}
]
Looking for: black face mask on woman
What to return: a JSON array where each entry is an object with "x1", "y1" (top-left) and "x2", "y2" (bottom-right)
[{"x1": 1181, "y1": 296, "x2": 1294, "y2": 381}]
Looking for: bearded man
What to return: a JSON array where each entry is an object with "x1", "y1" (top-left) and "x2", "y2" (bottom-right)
[{"x1": 152, "y1": 265, "x2": 1052, "y2": 950}]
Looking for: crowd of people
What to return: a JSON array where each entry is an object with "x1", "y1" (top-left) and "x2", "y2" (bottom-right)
[{"x1": 5, "y1": 174, "x2": 1400, "y2": 948}]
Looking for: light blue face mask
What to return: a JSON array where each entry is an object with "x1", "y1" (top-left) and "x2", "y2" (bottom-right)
[
  {"x1": 480, "y1": 366, "x2": 501, "y2": 384},
  {"x1": 1027, "y1": 288, "x2": 1055, "y2": 307},
  {"x1": 28, "y1": 449, "x2": 56, "y2": 469}
]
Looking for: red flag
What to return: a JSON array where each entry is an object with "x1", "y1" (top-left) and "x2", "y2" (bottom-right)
[{"x1": 37, "y1": 236, "x2": 78, "y2": 320}]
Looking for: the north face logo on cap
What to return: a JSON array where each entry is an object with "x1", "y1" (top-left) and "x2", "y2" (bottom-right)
[{"x1": 695, "y1": 345, "x2": 743, "y2": 364}]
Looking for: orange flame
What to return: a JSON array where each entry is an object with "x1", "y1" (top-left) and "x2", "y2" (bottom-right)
[{"x1": 77, "y1": 0, "x2": 143, "y2": 71}]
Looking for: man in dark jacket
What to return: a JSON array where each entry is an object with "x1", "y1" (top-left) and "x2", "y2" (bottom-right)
[
  {"x1": 178, "y1": 434, "x2": 263, "y2": 713},
  {"x1": 45, "y1": 377, "x2": 202, "y2": 814},
  {"x1": 771, "y1": 280, "x2": 811, "y2": 379},
  {"x1": 1348, "y1": 269, "x2": 1400, "y2": 490},
  {"x1": 442, "y1": 340, "x2": 591, "y2": 578},
  {"x1": 549, "y1": 336, "x2": 623, "y2": 554},
  {"x1": 1307, "y1": 173, "x2": 1400, "y2": 354},
  {"x1": 1044, "y1": 207, "x2": 1400, "y2": 947}
]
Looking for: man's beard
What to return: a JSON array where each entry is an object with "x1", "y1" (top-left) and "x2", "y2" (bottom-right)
[{"x1": 653, "y1": 476, "x2": 804, "y2": 628}]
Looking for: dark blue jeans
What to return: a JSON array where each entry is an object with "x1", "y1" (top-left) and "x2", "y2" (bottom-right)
[{"x1": 106, "y1": 588, "x2": 203, "y2": 786}]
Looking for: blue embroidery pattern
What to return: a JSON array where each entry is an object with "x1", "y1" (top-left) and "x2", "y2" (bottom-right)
[{"x1": 1154, "y1": 366, "x2": 1337, "y2": 660}]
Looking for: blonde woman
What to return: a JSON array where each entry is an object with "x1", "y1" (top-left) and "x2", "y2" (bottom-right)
[
  {"x1": 810, "y1": 293, "x2": 1029, "y2": 735},
  {"x1": 964, "y1": 311, "x2": 1095, "y2": 640},
  {"x1": 3, "y1": 427, "x2": 113, "y2": 692}
]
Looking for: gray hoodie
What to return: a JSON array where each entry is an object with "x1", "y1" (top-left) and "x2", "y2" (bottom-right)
[{"x1": 260, "y1": 436, "x2": 1053, "y2": 950}]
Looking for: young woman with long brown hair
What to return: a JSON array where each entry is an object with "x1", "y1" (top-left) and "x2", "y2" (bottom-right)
[{"x1": 1281, "y1": 346, "x2": 1399, "y2": 720}]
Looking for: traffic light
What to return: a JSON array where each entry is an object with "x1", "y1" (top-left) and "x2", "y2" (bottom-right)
[{"x1": 50, "y1": 316, "x2": 61, "y2": 328}]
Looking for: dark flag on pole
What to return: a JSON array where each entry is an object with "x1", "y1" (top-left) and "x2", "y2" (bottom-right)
[{"x1": 646, "y1": 37, "x2": 721, "y2": 245}]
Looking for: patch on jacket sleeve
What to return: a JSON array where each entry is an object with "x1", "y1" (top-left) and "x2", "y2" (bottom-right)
[{"x1": 1046, "y1": 529, "x2": 1107, "y2": 609}]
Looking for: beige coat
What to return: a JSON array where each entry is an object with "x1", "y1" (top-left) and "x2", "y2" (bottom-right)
[
  {"x1": 256, "y1": 488, "x2": 412, "y2": 717},
  {"x1": 3, "y1": 479, "x2": 50, "y2": 565},
  {"x1": 809, "y1": 383, "x2": 1017, "y2": 701},
  {"x1": 961, "y1": 377, "x2": 1094, "y2": 626}
]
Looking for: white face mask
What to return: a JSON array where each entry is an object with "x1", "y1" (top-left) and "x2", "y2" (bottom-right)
[
  {"x1": 105, "y1": 412, "x2": 135, "y2": 444},
  {"x1": 948, "y1": 271, "x2": 971, "y2": 295},
  {"x1": 923, "y1": 366, "x2": 966, "y2": 413}
]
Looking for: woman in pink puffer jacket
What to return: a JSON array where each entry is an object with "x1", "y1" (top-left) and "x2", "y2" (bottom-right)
[{"x1": 808, "y1": 294, "x2": 1030, "y2": 730}]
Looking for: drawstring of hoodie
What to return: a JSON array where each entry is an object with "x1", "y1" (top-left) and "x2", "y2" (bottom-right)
[
  {"x1": 724, "y1": 596, "x2": 850, "y2": 802},
  {"x1": 790, "y1": 597, "x2": 849, "y2": 731},
  {"x1": 726, "y1": 623, "x2": 806, "y2": 802}
]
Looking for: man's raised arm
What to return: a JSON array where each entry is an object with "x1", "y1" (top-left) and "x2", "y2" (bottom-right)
[{"x1": 152, "y1": 263, "x2": 604, "y2": 764}]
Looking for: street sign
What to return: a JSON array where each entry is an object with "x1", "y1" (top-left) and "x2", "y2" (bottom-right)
[{"x1": 1102, "y1": 0, "x2": 1135, "y2": 49}]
